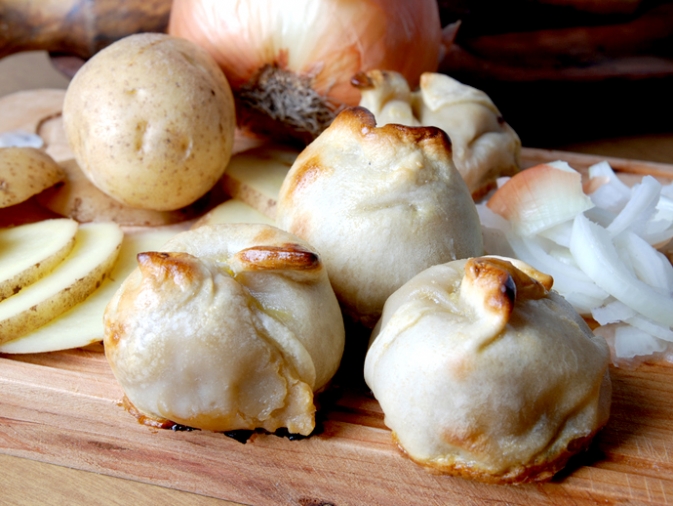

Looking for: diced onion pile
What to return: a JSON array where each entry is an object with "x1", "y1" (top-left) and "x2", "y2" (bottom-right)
[{"x1": 479, "y1": 160, "x2": 673, "y2": 365}]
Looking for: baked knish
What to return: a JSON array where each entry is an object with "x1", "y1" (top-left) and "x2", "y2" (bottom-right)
[
  {"x1": 104, "y1": 223, "x2": 345, "y2": 435},
  {"x1": 364, "y1": 256, "x2": 611, "y2": 483},
  {"x1": 413, "y1": 73, "x2": 521, "y2": 199},
  {"x1": 354, "y1": 70, "x2": 521, "y2": 199},
  {"x1": 276, "y1": 107, "x2": 483, "y2": 327}
]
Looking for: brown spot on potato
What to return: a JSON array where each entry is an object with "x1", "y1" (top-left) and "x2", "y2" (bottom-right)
[{"x1": 133, "y1": 120, "x2": 148, "y2": 153}]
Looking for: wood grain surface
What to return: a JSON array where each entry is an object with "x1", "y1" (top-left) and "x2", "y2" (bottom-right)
[
  {"x1": 1, "y1": 149, "x2": 673, "y2": 506},
  {"x1": 1, "y1": 342, "x2": 673, "y2": 505}
]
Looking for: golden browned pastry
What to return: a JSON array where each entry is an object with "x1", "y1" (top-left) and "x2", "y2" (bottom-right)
[
  {"x1": 104, "y1": 223, "x2": 345, "y2": 435},
  {"x1": 413, "y1": 73, "x2": 521, "y2": 199},
  {"x1": 275, "y1": 107, "x2": 483, "y2": 327},
  {"x1": 364, "y1": 256, "x2": 611, "y2": 483},
  {"x1": 354, "y1": 70, "x2": 521, "y2": 199}
]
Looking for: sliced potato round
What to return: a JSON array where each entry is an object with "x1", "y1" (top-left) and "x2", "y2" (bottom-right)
[
  {"x1": 0, "y1": 226, "x2": 178, "y2": 354},
  {"x1": 192, "y1": 199, "x2": 275, "y2": 229},
  {"x1": 0, "y1": 147, "x2": 65, "y2": 208},
  {"x1": 0, "y1": 221, "x2": 123, "y2": 345},
  {"x1": 36, "y1": 159, "x2": 210, "y2": 226},
  {"x1": 221, "y1": 145, "x2": 299, "y2": 220},
  {"x1": 0, "y1": 218, "x2": 79, "y2": 301}
]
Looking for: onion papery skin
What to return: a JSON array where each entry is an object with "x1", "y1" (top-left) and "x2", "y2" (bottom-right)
[
  {"x1": 168, "y1": 0, "x2": 442, "y2": 141},
  {"x1": 487, "y1": 162, "x2": 594, "y2": 237}
]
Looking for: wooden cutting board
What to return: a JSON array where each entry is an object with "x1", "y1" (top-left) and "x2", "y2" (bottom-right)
[
  {"x1": 2, "y1": 342, "x2": 673, "y2": 505},
  {"x1": 1, "y1": 87, "x2": 673, "y2": 503},
  {"x1": 2, "y1": 161, "x2": 673, "y2": 506}
]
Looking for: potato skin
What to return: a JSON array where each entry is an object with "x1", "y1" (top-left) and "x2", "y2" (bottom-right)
[
  {"x1": 63, "y1": 33, "x2": 236, "y2": 211},
  {"x1": 0, "y1": 147, "x2": 64, "y2": 208}
]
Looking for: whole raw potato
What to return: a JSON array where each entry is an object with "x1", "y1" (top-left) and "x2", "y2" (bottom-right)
[{"x1": 63, "y1": 33, "x2": 236, "y2": 211}]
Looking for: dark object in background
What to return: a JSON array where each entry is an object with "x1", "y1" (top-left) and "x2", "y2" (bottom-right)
[
  {"x1": 437, "y1": 0, "x2": 673, "y2": 146},
  {"x1": 0, "y1": 0, "x2": 172, "y2": 76}
]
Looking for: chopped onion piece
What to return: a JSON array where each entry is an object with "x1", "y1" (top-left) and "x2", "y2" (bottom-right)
[
  {"x1": 476, "y1": 203, "x2": 510, "y2": 231},
  {"x1": 661, "y1": 182, "x2": 673, "y2": 199},
  {"x1": 546, "y1": 244, "x2": 577, "y2": 266},
  {"x1": 586, "y1": 161, "x2": 630, "y2": 213},
  {"x1": 481, "y1": 158, "x2": 673, "y2": 364},
  {"x1": 614, "y1": 324, "x2": 667, "y2": 359},
  {"x1": 626, "y1": 315, "x2": 673, "y2": 343},
  {"x1": 655, "y1": 194, "x2": 673, "y2": 219},
  {"x1": 507, "y1": 232, "x2": 609, "y2": 305},
  {"x1": 584, "y1": 206, "x2": 617, "y2": 228},
  {"x1": 546, "y1": 160, "x2": 575, "y2": 171},
  {"x1": 570, "y1": 214, "x2": 673, "y2": 327},
  {"x1": 476, "y1": 204, "x2": 516, "y2": 258},
  {"x1": 495, "y1": 177, "x2": 510, "y2": 188},
  {"x1": 508, "y1": 233, "x2": 601, "y2": 287},
  {"x1": 563, "y1": 293, "x2": 611, "y2": 316},
  {"x1": 587, "y1": 160, "x2": 617, "y2": 179},
  {"x1": 606, "y1": 176, "x2": 661, "y2": 236},
  {"x1": 647, "y1": 196, "x2": 673, "y2": 245},
  {"x1": 592, "y1": 300, "x2": 636, "y2": 325},
  {"x1": 614, "y1": 231, "x2": 673, "y2": 293},
  {"x1": 0, "y1": 130, "x2": 43, "y2": 148},
  {"x1": 487, "y1": 161, "x2": 593, "y2": 237},
  {"x1": 641, "y1": 218, "x2": 673, "y2": 248},
  {"x1": 538, "y1": 221, "x2": 573, "y2": 248},
  {"x1": 615, "y1": 242, "x2": 637, "y2": 279}
]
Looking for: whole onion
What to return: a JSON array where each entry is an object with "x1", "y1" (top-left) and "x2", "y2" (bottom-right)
[{"x1": 168, "y1": 0, "x2": 442, "y2": 142}]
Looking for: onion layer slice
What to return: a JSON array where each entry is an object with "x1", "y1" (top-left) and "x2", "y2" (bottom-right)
[{"x1": 570, "y1": 214, "x2": 673, "y2": 328}]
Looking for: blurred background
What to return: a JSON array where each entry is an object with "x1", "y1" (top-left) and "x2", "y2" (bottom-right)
[
  {"x1": 436, "y1": 0, "x2": 673, "y2": 148},
  {"x1": 1, "y1": 0, "x2": 672, "y2": 157}
]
